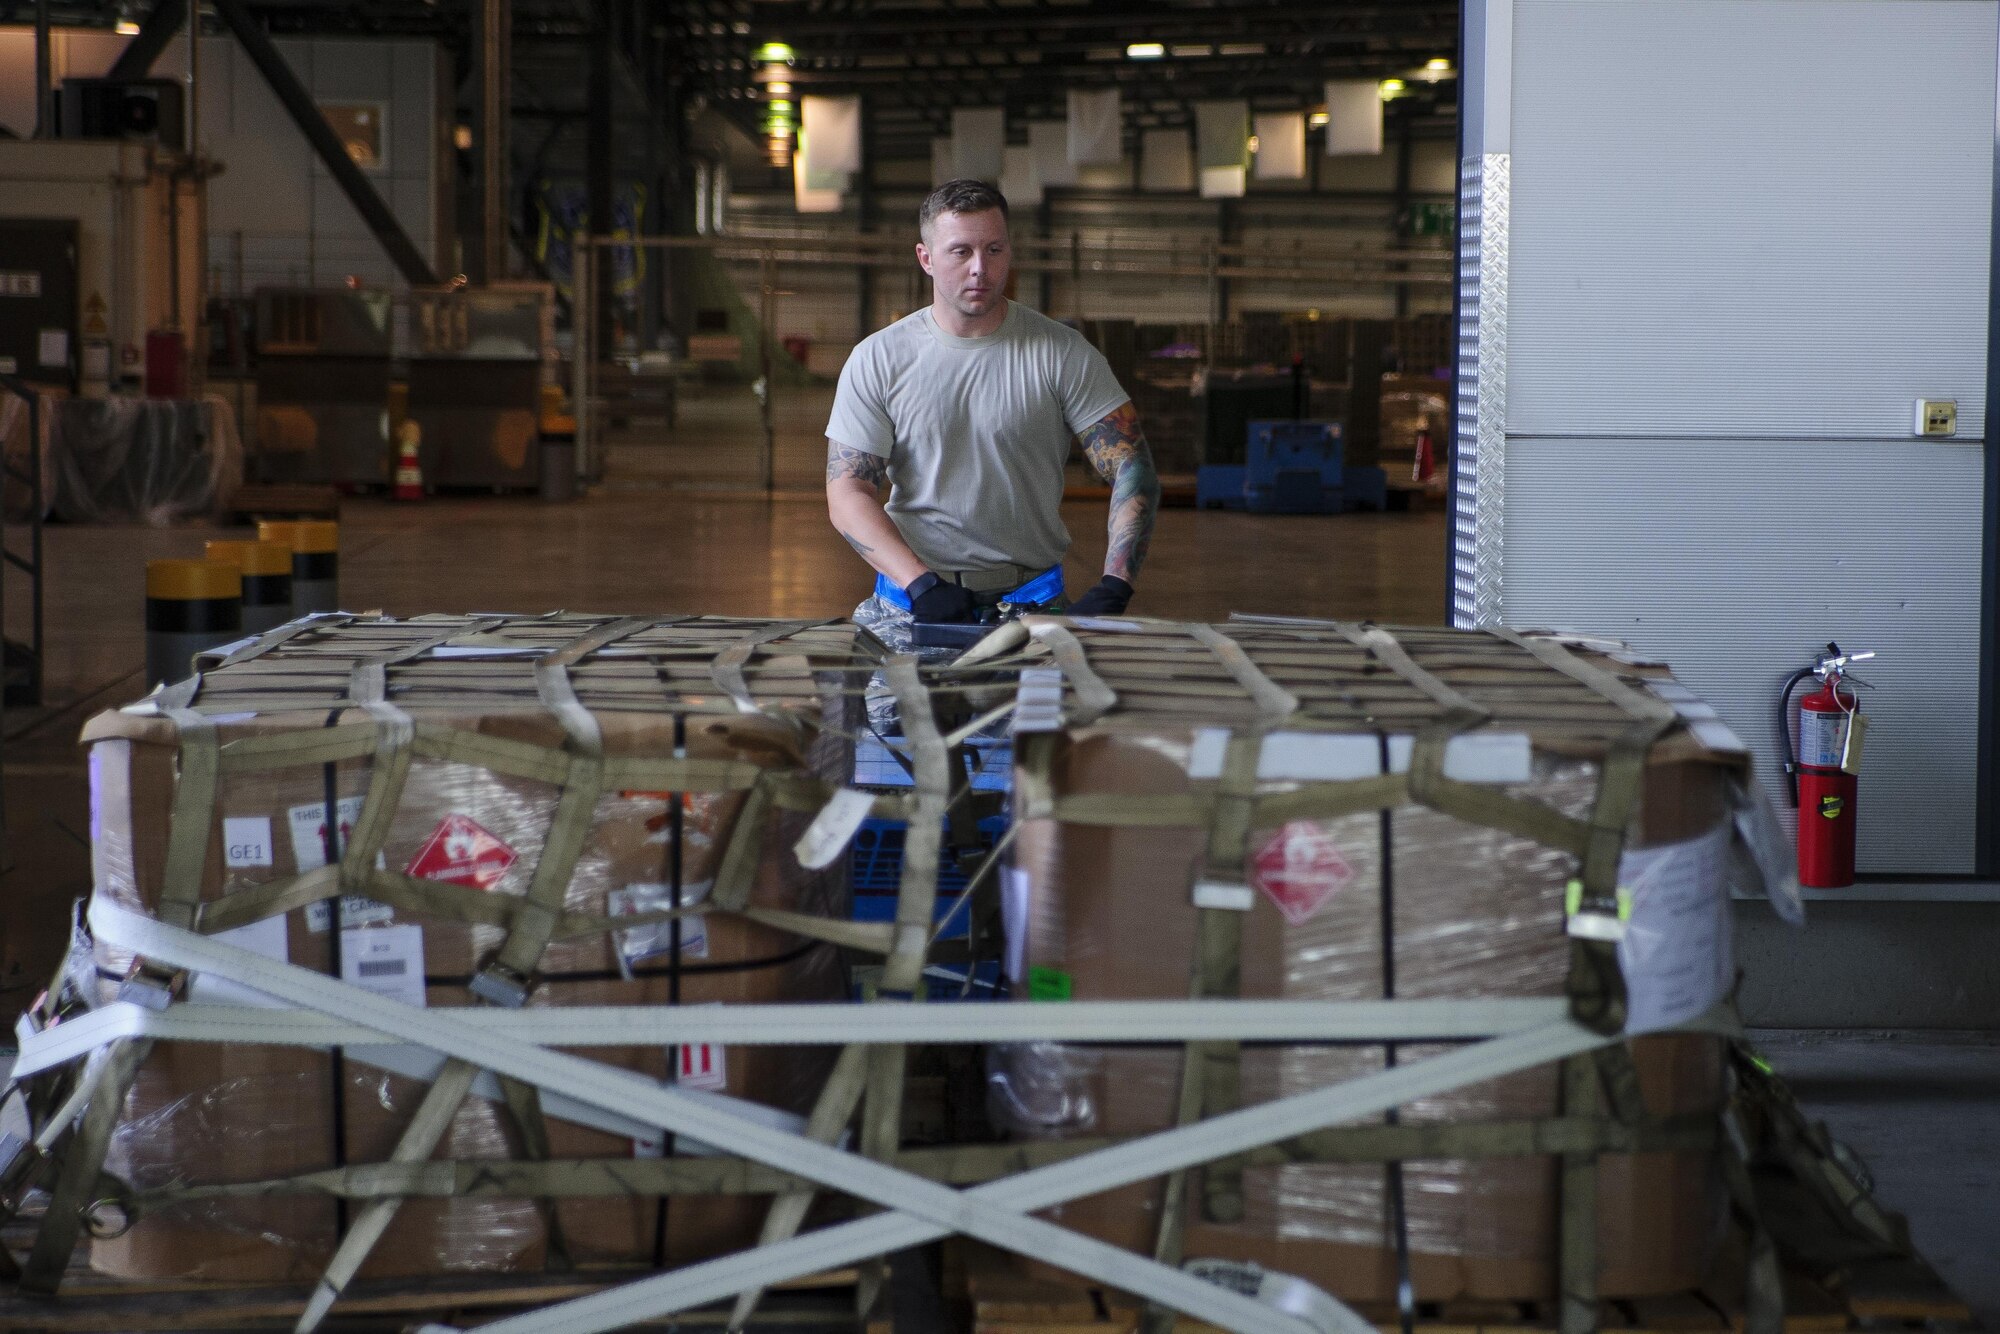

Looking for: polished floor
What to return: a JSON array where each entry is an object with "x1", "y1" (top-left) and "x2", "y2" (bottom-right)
[{"x1": 1, "y1": 459, "x2": 1994, "y2": 1323}]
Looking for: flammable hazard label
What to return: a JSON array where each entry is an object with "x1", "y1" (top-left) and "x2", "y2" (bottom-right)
[
  {"x1": 405, "y1": 813, "x2": 517, "y2": 890},
  {"x1": 1250, "y1": 821, "x2": 1357, "y2": 926}
]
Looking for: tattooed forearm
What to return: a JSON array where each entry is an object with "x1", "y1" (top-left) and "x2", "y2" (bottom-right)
[
  {"x1": 1075, "y1": 404, "x2": 1160, "y2": 583},
  {"x1": 826, "y1": 440, "x2": 890, "y2": 487},
  {"x1": 840, "y1": 531, "x2": 875, "y2": 556}
]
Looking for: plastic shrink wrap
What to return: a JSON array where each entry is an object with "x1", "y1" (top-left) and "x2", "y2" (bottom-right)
[
  {"x1": 992, "y1": 699, "x2": 1742, "y2": 1301},
  {"x1": 81, "y1": 620, "x2": 858, "y2": 1281}
]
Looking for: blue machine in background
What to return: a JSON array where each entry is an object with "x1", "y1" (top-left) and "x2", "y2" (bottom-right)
[{"x1": 1196, "y1": 419, "x2": 1388, "y2": 514}]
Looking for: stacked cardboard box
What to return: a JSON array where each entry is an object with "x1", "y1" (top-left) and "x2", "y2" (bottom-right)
[
  {"x1": 993, "y1": 618, "x2": 1743, "y2": 1301},
  {"x1": 80, "y1": 614, "x2": 868, "y2": 1281}
]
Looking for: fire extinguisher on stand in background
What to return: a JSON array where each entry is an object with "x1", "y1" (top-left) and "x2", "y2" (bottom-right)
[{"x1": 1779, "y1": 643, "x2": 1875, "y2": 889}]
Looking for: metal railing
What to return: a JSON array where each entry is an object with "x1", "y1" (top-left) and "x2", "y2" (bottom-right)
[{"x1": 568, "y1": 231, "x2": 1453, "y2": 492}]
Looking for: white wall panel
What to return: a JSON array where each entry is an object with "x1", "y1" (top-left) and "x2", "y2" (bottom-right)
[
  {"x1": 1509, "y1": 0, "x2": 1996, "y2": 440},
  {"x1": 1505, "y1": 439, "x2": 1983, "y2": 874}
]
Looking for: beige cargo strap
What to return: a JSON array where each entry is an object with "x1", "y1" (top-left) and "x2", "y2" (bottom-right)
[
  {"x1": 481, "y1": 617, "x2": 659, "y2": 999},
  {"x1": 710, "y1": 619, "x2": 840, "y2": 716},
  {"x1": 22, "y1": 676, "x2": 216, "y2": 1291},
  {"x1": 1146, "y1": 726, "x2": 1271, "y2": 1332},
  {"x1": 211, "y1": 613, "x2": 360, "y2": 669},
  {"x1": 1028, "y1": 624, "x2": 1119, "y2": 723}
]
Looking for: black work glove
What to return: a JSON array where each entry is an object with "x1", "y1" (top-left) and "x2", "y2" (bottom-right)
[
  {"x1": 1067, "y1": 575, "x2": 1134, "y2": 617},
  {"x1": 906, "y1": 572, "x2": 978, "y2": 623}
]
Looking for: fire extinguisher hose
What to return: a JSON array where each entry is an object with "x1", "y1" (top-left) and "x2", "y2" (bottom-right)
[{"x1": 1776, "y1": 667, "x2": 1817, "y2": 807}]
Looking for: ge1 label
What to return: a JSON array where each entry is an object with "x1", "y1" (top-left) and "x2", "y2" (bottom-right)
[{"x1": 223, "y1": 816, "x2": 275, "y2": 867}]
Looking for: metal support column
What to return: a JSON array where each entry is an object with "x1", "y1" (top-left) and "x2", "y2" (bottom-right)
[
  {"x1": 855, "y1": 99, "x2": 874, "y2": 340},
  {"x1": 1392, "y1": 115, "x2": 1415, "y2": 319},
  {"x1": 1981, "y1": 26, "x2": 2000, "y2": 876},
  {"x1": 33, "y1": 0, "x2": 51, "y2": 139},
  {"x1": 209, "y1": 0, "x2": 438, "y2": 287},
  {"x1": 477, "y1": 0, "x2": 510, "y2": 283},
  {"x1": 587, "y1": 12, "x2": 614, "y2": 354}
]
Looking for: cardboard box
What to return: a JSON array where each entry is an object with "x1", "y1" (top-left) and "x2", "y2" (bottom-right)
[
  {"x1": 996, "y1": 622, "x2": 1740, "y2": 1301},
  {"x1": 83, "y1": 615, "x2": 862, "y2": 1281}
]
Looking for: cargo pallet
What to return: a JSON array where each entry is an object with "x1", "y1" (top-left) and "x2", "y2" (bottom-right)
[
  {"x1": 958, "y1": 1242, "x2": 1975, "y2": 1334},
  {"x1": 0, "y1": 1249, "x2": 867, "y2": 1332},
  {"x1": 0, "y1": 615, "x2": 1968, "y2": 1334}
]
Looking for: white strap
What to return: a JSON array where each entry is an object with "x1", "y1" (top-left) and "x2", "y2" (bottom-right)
[
  {"x1": 86, "y1": 900, "x2": 1619, "y2": 1334},
  {"x1": 86, "y1": 900, "x2": 1318, "y2": 1334},
  {"x1": 13, "y1": 995, "x2": 1575, "y2": 1083}
]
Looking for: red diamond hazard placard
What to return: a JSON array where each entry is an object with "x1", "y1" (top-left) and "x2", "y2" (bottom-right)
[
  {"x1": 405, "y1": 813, "x2": 516, "y2": 890},
  {"x1": 1250, "y1": 821, "x2": 1356, "y2": 925}
]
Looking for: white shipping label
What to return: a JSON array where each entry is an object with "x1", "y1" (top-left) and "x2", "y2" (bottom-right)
[
  {"x1": 222, "y1": 817, "x2": 275, "y2": 868},
  {"x1": 1616, "y1": 823, "x2": 1734, "y2": 1035},
  {"x1": 340, "y1": 925, "x2": 427, "y2": 1008},
  {"x1": 306, "y1": 896, "x2": 396, "y2": 933},
  {"x1": 1001, "y1": 866, "x2": 1032, "y2": 985},
  {"x1": 189, "y1": 914, "x2": 290, "y2": 1007},
  {"x1": 1012, "y1": 666, "x2": 1066, "y2": 734},
  {"x1": 793, "y1": 788, "x2": 877, "y2": 870},
  {"x1": 607, "y1": 885, "x2": 709, "y2": 965},
  {"x1": 289, "y1": 796, "x2": 366, "y2": 871},
  {"x1": 1796, "y1": 709, "x2": 1849, "y2": 770}
]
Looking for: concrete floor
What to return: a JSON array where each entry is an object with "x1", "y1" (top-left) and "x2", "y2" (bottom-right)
[{"x1": 1, "y1": 446, "x2": 1994, "y2": 1319}]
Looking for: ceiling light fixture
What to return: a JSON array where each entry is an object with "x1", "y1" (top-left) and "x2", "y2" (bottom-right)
[
  {"x1": 1426, "y1": 57, "x2": 1452, "y2": 71},
  {"x1": 115, "y1": 17, "x2": 140, "y2": 33},
  {"x1": 1308, "y1": 110, "x2": 1328, "y2": 126},
  {"x1": 1378, "y1": 78, "x2": 1406, "y2": 99},
  {"x1": 765, "y1": 81, "x2": 791, "y2": 96},
  {"x1": 755, "y1": 42, "x2": 794, "y2": 64},
  {"x1": 1167, "y1": 43, "x2": 1210, "y2": 58},
  {"x1": 1125, "y1": 42, "x2": 1165, "y2": 59}
]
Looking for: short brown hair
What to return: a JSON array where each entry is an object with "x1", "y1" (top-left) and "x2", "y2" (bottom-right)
[{"x1": 919, "y1": 179, "x2": 1009, "y2": 238}]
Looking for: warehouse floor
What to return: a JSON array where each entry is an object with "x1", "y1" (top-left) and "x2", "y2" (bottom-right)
[{"x1": 1, "y1": 487, "x2": 1994, "y2": 1323}]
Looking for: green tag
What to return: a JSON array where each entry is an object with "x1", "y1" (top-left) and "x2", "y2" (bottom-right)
[{"x1": 1026, "y1": 966, "x2": 1073, "y2": 1001}]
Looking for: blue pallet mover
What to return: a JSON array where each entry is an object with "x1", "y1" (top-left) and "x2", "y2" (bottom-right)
[{"x1": 1196, "y1": 419, "x2": 1388, "y2": 513}]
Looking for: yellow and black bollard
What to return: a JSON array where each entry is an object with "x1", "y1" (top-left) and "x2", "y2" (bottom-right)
[
  {"x1": 257, "y1": 519, "x2": 340, "y2": 616},
  {"x1": 145, "y1": 559, "x2": 241, "y2": 689},
  {"x1": 204, "y1": 539, "x2": 295, "y2": 635}
]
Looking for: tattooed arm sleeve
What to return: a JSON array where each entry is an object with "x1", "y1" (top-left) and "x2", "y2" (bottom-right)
[
  {"x1": 1076, "y1": 402, "x2": 1161, "y2": 583},
  {"x1": 825, "y1": 438, "x2": 928, "y2": 586}
]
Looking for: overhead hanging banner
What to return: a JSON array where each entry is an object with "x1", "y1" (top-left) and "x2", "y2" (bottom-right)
[
  {"x1": 1195, "y1": 100, "x2": 1249, "y2": 198},
  {"x1": 1000, "y1": 144, "x2": 1042, "y2": 207},
  {"x1": 1140, "y1": 128, "x2": 1193, "y2": 192},
  {"x1": 794, "y1": 134, "x2": 845, "y2": 213},
  {"x1": 1324, "y1": 79, "x2": 1384, "y2": 156},
  {"x1": 1029, "y1": 120, "x2": 1076, "y2": 187},
  {"x1": 1254, "y1": 111, "x2": 1307, "y2": 180},
  {"x1": 801, "y1": 95, "x2": 862, "y2": 175},
  {"x1": 952, "y1": 107, "x2": 1005, "y2": 181},
  {"x1": 1067, "y1": 88, "x2": 1122, "y2": 166}
]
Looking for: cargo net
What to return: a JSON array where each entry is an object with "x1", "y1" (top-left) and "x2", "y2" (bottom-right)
[{"x1": 0, "y1": 612, "x2": 1896, "y2": 1334}]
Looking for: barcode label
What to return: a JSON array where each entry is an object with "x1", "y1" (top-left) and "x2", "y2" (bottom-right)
[{"x1": 340, "y1": 924, "x2": 427, "y2": 1008}]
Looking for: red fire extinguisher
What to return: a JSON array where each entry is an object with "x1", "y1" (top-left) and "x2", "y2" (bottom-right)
[{"x1": 1779, "y1": 643, "x2": 1874, "y2": 889}]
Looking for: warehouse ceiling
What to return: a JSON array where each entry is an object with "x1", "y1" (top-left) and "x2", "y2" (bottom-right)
[{"x1": 2, "y1": 0, "x2": 1459, "y2": 161}]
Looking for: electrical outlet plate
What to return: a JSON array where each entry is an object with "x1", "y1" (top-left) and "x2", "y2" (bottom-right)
[{"x1": 1914, "y1": 399, "x2": 1957, "y2": 436}]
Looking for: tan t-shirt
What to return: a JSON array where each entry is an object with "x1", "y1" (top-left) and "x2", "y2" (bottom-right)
[{"x1": 826, "y1": 302, "x2": 1129, "y2": 574}]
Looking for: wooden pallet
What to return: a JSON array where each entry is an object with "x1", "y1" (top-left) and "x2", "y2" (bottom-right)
[
  {"x1": 0, "y1": 1264, "x2": 864, "y2": 1332},
  {"x1": 958, "y1": 1241, "x2": 1974, "y2": 1334}
]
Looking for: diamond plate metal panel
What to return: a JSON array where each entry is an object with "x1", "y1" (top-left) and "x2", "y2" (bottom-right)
[{"x1": 1451, "y1": 152, "x2": 1509, "y2": 629}]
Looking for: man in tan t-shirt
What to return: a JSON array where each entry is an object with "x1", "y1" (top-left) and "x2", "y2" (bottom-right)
[{"x1": 825, "y1": 179, "x2": 1161, "y2": 645}]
